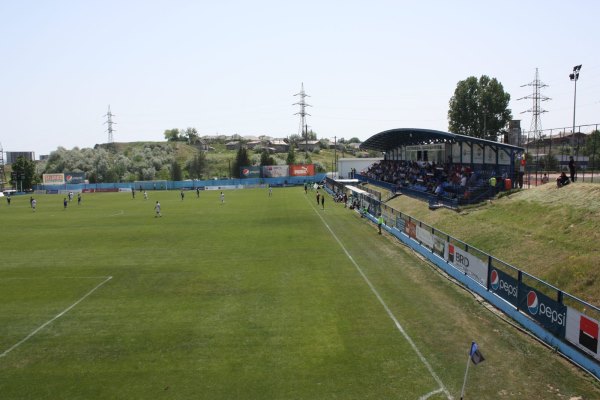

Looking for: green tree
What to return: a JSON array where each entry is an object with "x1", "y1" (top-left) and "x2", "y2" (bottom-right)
[
  {"x1": 448, "y1": 75, "x2": 512, "y2": 140},
  {"x1": 288, "y1": 134, "x2": 302, "y2": 147},
  {"x1": 348, "y1": 137, "x2": 361, "y2": 143},
  {"x1": 164, "y1": 128, "x2": 181, "y2": 141},
  {"x1": 11, "y1": 156, "x2": 37, "y2": 189},
  {"x1": 231, "y1": 147, "x2": 251, "y2": 178},
  {"x1": 170, "y1": 161, "x2": 183, "y2": 181},
  {"x1": 184, "y1": 127, "x2": 199, "y2": 144},
  {"x1": 286, "y1": 146, "x2": 296, "y2": 165},
  {"x1": 186, "y1": 152, "x2": 207, "y2": 179},
  {"x1": 260, "y1": 149, "x2": 275, "y2": 166},
  {"x1": 584, "y1": 130, "x2": 600, "y2": 169}
]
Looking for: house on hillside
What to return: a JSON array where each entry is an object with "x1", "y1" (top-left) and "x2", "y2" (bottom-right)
[
  {"x1": 297, "y1": 140, "x2": 320, "y2": 152},
  {"x1": 270, "y1": 140, "x2": 289, "y2": 153},
  {"x1": 246, "y1": 141, "x2": 262, "y2": 150},
  {"x1": 226, "y1": 141, "x2": 241, "y2": 151}
]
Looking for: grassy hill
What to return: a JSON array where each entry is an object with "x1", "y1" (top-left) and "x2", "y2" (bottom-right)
[
  {"x1": 385, "y1": 182, "x2": 600, "y2": 305},
  {"x1": 107, "y1": 141, "x2": 355, "y2": 178}
]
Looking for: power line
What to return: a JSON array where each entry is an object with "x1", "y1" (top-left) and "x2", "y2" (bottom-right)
[
  {"x1": 518, "y1": 68, "x2": 550, "y2": 145},
  {"x1": 103, "y1": 105, "x2": 116, "y2": 144},
  {"x1": 0, "y1": 142, "x2": 6, "y2": 191},
  {"x1": 293, "y1": 83, "x2": 311, "y2": 154}
]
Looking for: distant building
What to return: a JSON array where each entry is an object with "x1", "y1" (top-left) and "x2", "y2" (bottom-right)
[
  {"x1": 39, "y1": 154, "x2": 49, "y2": 161},
  {"x1": 505, "y1": 120, "x2": 524, "y2": 147},
  {"x1": 225, "y1": 141, "x2": 242, "y2": 151},
  {"x1": 269, "y1": 140, "x2": 289, "y2": 153},
  {"x1": 297, "y1": 140, "x2": 320, "y2": 152},
  {"x1": 246, "y1": 141, "x2": 262, "y2": 150},
  {"x1": 6, "y1": 151, "x2": 35, "y2": 164}
]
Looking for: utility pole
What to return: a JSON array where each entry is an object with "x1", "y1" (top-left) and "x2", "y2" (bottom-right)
[
  {"x1": 293, "y1": 83, "x2": 311, "y2": 157},
  {"x1": 0, "y1": 142, "x2": 6, "y2": 191},
  {"x1": 104, "y1": 105, "x2": 116, "y2": 145},
  {"x1": 518, "y1": 68, "x2": 550, "y2": 147},
  {"x1": 334, "y1": 135, "x2": 337, "y2": 178}
]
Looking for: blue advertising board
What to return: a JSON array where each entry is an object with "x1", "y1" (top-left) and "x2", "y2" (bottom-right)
[
  {"x1": 489, "y1": 268, "x2": 519, "y2": 308},
  {"x1": 396, "y1": 216, "x2": 405, "y2": 232},
  {"x1": 518, "y1": 282, "x2": 567, "y2": 337},
  {"x1": 240, "y1": 166, "x2": 261, "y2": 179}
]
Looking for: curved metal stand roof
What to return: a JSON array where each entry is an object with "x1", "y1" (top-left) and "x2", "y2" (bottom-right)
[{"x1": 360, "y1": 128, "x2": 524, "y2": 152}]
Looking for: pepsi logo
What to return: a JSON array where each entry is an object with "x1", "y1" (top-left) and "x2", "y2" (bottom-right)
[
  {"x1": 527, "y1": 291, "x2": 539, "y2": 314},
  {"x1": 490, "y1": 270, "x2": 499, "y2": 290},
  {"x1": 242, "y1": 169, "x2": 250, "y2": 176}
]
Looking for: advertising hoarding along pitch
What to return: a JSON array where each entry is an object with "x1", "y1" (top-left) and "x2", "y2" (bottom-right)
[
  {"x1": 566, "y1": 307, "x2": 600, "y2": 361},
  {"x1": 64, "y1": 172, "x2": 86, "y2": 184},
  {"x1": 43, "y1": 173, "x2": 65, "y2": 185},
  {"x1": 289, "y1": 164, "x2": 315, "y2": 176},
  {"x1": 489, "y1": 268, "x2": 519, "y2": 307},
  {"x1": 240, "y1": 166, "x2": 261, "y2": 178},
  {"x1": 416, "y1": 225, "x2": 434, "y2": 250},
  {"x1": 404, "y1": 220, "x2": 416, "y2": 239},
  {"x1": 518, "y1": 283, "x2": 567, "y2": 337},
  {"x1": 262, "y1": 165, "x2": 289, "y2": 178},
  {"x1": 446, "y1": 244, "x2": 488, "y2": 287},
  {"x1": 396, "y1": 216, "x2": 405, "y2": 232}
]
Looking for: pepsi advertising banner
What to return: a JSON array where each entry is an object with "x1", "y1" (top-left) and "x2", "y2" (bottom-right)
[
  {"x1": 240, "y1": 166, "x2": 261, "y2": 178},
  {"x1": 65, "y1": 172, "x2": 86, "y2": 184},
  {"x1": 489, "y1": 268, "x2": 518, "y2": 307},
  {"x1": 518, "y1": 283, "x2": 567, "y2": 337}
]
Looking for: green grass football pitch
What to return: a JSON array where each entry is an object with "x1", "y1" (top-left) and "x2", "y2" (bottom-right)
[{"x1": 1, "y1": 188, "x2": 599, "y2": 399}]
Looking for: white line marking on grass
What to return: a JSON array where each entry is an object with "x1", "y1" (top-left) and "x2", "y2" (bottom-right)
[
  {"x1": 419, "y1": 388, "x2": 445, "y2": 399},
  {"x1": 308, "y1": 200, "x2": 453, "y2": 400},
  {"x1": 2, "y1": 276, "x2": 112, "y2": 280},
  {"x1": 110, "y1": 210, "x2": 124, "y2": 216},
  {"x1": 0, "y1": 276, "x2": 113, "y2": 359}
]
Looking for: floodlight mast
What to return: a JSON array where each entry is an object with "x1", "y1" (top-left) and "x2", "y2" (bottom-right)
[{"x1": 570, "y1": 65, "x2": 582, "y2": 152}]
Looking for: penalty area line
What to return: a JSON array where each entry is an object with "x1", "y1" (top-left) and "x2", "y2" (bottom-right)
[
  {"x1": 0, "y1": 276, "x2": 113, "y2": 359},
  {"x1": 307, "y1": 198, "x2": 453, "y2": 400}
]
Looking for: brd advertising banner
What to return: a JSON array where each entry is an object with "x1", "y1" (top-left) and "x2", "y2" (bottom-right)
[
  {"x1": 446, "y1": 243, "x2": 488, "y2": 287},
  {"x1": 566, "y1": 307, "x2": 600, "y2": 361}
]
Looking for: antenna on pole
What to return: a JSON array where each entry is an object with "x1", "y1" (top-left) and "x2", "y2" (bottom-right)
[
  {"x1": 518, "y1": 68, "x2": 550, "y2": 146},
  {"x1": 293, "y1": 83, "x2": 311, "y2": 155},
  {"x1": 0, "y1": 142, "x2": 6, "y2": 191},
  {"x1": 104, "y1": 105, "x2": 116, "y2": 144}
]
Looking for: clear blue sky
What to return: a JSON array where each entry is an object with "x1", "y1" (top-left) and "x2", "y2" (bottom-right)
[{"x1": 1, "y1": 0, "x2": 599, "y2": 157}]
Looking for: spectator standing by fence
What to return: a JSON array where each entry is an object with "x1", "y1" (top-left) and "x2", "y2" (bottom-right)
[{"x1": 569, "y1": 156, "x2": 576, "y2": 182}]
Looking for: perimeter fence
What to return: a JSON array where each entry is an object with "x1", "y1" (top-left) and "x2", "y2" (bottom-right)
[{"x1": 326, "y1": 177, "x2": 600, "y2": 379}]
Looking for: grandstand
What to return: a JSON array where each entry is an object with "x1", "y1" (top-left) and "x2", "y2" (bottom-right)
[{"x1": 359, "y1": 128, "x2": 524, "y2": 208}]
